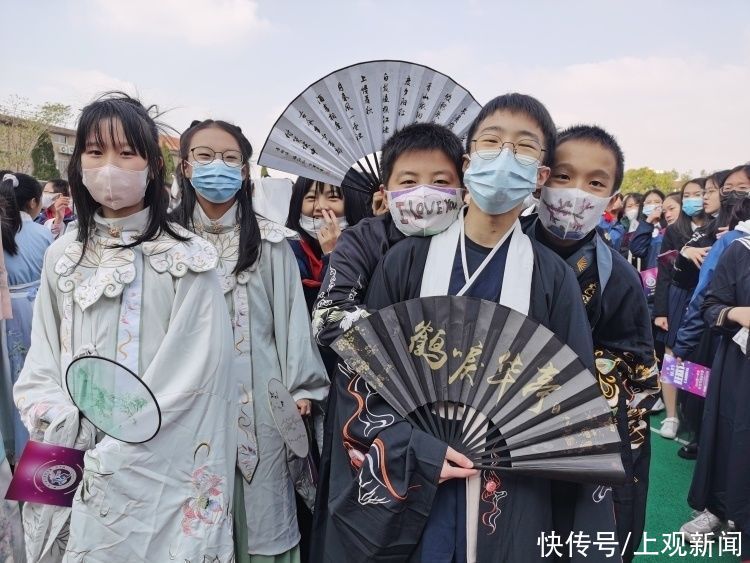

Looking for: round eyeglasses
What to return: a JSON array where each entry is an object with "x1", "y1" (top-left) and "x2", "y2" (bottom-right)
[
  {"x1": 470, "y1": 133, "x2": 544, "y2": 166},
  {"x1": 189, "y1": 146, "x2": 244, "y2": 168}
]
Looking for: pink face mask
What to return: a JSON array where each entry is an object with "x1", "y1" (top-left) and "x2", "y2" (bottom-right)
[{"x1": 82, "y1": 164, "x2": 149, "y2": 210}]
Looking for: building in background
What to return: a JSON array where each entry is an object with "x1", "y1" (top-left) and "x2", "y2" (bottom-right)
[
  {"x1": 47, "y1": 124, "x2": 75, "y2": 179},
  {"x1": 0, "y1": 116, "x2": 181, "y2": 180}
]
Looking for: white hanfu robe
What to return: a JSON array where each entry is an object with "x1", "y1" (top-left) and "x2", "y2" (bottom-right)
[
  {"x1": 192, "y1": 204, "x2": 329, "y2": 557},
  {"x1": 13, "y1": 208, "x2": 238, "y2": 563}
]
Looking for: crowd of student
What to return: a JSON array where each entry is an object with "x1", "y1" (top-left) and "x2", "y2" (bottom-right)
[{"x1": 0, "y1": 90, "x2": 748, "y2": 563}]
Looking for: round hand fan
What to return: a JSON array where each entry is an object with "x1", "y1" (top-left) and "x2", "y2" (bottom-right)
[
  {"x1": 268, "y1": 378, "x2": 310, "y2": 459},
  {"x1": 257, "y1": 59, "x2": 482, "y2": 193},
  {"x1": 332, "y1": 296, "x2": 626, "y2": 486},
  {"x1": 65, "y1": 355, "x2": 161, "y2": 444}
]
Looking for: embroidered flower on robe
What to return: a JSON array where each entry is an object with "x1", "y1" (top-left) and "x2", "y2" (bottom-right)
[
  {"x1": 181, "y1": 466, "x2": 224, "y2": 536},
  {"x1": 144, "y1": 225, "x2": 218, "y2": 277},
  {"x1": 201, "y1": 230, "x2": 249, "y2": 293},
  {"x1": 257, "y1": 217, "x2": 298, "y2": 244}
]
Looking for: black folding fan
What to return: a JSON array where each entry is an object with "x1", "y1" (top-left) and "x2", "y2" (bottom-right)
[{"x1": 332, "y1": 296, "x2": 626, "y2": 486}]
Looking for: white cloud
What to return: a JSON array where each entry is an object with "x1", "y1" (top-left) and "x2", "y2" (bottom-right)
[
  {"x1": 0, "y1": 67, "x2": 138, "y2": 128},
  {"x1": 415, "y1": 49, "x2": 750, "y2": 174},
  {"x1": 88, "y1": 0, "x2": 270, "y2": 46},
  {"x1": 0, "y1": 66, "x2": 212, "y2": 136}
]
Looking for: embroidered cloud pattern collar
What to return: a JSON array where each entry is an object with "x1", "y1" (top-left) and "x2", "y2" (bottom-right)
[{"x1": 54, "y1": 208, "x2": 218, "y2": 310}]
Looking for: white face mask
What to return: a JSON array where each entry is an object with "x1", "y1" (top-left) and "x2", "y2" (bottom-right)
[
  {"x1": 387, "y1": 185, "x2": 463, "y2": 237},
  {"x1": 298, "y1": 214, "x2": 349, "y2": 240},
  {"x1": 538, "y1": 186, "x2": 612, "y2": 241},
  {"x1": 625, "y1": 209, "x2": 639, "y2": 222},
  {"x1": 82, "y1": 164, "x2": 149, "y2": 211},
  {"x1": 41, "y1": 193, "x2": 59, "y2": 210}
]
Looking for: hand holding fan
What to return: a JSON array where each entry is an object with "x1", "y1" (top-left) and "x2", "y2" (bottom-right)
[
  {"x1": 332, "y1": 296, "x2": 626, "y2": 486},
  {"x1": 65, "y1": 355, "x2": 161, "y2": 443},
  {"x1": 258, "y1": 60, "x2": 481, "y2": 193}
]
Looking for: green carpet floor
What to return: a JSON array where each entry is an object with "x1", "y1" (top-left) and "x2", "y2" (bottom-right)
[{"x1": 636, "y1": 413, "x2": 737, "y2": 562}]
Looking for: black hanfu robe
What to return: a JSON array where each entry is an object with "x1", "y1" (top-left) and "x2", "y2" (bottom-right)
[
  {"x1": 689, "y1": 238, "x2": 750, "y2": 559},
  {"x1": 525, "y1": 217, "x2": 660, "y2": 563},
  {"x1": 312, "y1": 214, "x2": 405, "y2": 350},
  {"x1": 313, "y1": 219, "x2": 620, "y2": 563}
]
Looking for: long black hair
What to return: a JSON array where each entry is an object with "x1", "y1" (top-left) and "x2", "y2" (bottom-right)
[
  {"x1": 0, "y1": 172, "x2": 43, "y2": 256},
  {"x1": 639, "y1": 188, "x2": 667, "y2": 229},
  {"x1": 621, "y1": 192, "x2": 643, "y2": 230},
  {"x1": 670, "y1": 178, "x2": 706, "y2": 242},
  {"x1": 171, "y1": 119, "x2": 261, "y2": 273},
  {"x1": 704, "y1": 169, "x2": 733, "y2": 241},
  {"x1": 726, "y1": 196, "x2": 750, "y2": 230},
  {"x1": 68, "y1": 92, "x2": 184, "y2": 259},
  {"x1": 721, "y1": 163, "x2": 750, "y2": 203},
  {"x1": 286, "y1": 177, "x2": 372, "y2": 255}
]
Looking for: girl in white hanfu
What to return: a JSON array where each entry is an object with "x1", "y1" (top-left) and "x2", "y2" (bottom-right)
[
  {"x1": 171, "y1": 119, "x2": 329, "y2": 563},
  {"x1": 13, "y1": 94, "x2": 238, "y2": 563}
]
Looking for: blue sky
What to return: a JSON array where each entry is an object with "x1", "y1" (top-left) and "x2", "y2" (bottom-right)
[{"x1": 2, "y1": 0, "x2": 749, "y2": 175}]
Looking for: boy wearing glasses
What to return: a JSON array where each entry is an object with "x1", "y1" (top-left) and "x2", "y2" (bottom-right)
[{"x1": 316, "y1": 94, "x2": 618, "y2": 562}]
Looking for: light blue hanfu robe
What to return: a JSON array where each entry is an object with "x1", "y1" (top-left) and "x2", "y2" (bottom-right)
[
  {"x1": 1, "y1": 211, "x2": 53, "y2": 464},
  {"x1": 190, "y1": 203, "x2": 329, "y2": 562}
]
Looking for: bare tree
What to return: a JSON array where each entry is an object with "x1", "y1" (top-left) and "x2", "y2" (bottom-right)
[{"x1": 0, "y1": 95, "x2": 71, "y2": 173}]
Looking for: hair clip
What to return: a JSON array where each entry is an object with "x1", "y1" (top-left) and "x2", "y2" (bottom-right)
[{"x1": 2, "y1": 173, "x2": 18, "y2": 188}]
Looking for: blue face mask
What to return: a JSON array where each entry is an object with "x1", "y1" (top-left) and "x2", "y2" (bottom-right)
[
  {"x1": 189, "y1": 160, "x2": 243, "y2": 203},
  {"x1": 463, "y1": 149, "x2": 539, "y2": 215},
  {"x1": 681, "y1": 197, "x2": 703, "y2": 217}
]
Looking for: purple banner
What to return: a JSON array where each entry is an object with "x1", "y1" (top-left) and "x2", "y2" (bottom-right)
[
  {"x1": 5, "y1": 441, "x2": 85, "y2": 507},
  {"x1": 660, "y1": 354, "x2": 711, "y2": 398},
  {"x1": 640, "y1": 267, "x2": 657, "y2": 298}
]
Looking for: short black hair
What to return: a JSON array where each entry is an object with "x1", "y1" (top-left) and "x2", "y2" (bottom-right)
[
  {"x1": 464, "y1": 93, "x2": 556, "y2": 167},
  {"x1": 47, "y1": 178, "x2": 70, "y2": 195},
  {"x1": 380, "y1": 122, "x2": 464, "y2": 186},
  {"x1": 556, "y1": 125, "x2": 625, "y2": 194}
]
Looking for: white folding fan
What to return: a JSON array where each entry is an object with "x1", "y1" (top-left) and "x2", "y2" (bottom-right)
[{"x1": 258, "y1": 60, "x2": 482, "y2": 192}]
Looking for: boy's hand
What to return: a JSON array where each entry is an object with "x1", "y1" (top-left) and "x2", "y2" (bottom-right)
[
  {"x1": 372, "y1": 190, "x2": 388, "y2": 216},
  {"x1": 654, "y1": 317, "x2": 669, "y2": 331},
  {"x1": 439, "y1": 447, "x2": 478, "y2": 483}
]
